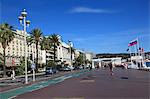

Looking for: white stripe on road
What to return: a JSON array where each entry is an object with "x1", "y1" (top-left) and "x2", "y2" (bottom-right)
[{"x1": 8, "y1": 95, "x2": 17, "y2": 99}]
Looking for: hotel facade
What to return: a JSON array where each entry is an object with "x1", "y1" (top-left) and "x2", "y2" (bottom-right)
[
  {"x1": 0, "y1": 30, "x2": 44, "y2": 67},
  {"x1": 0, "y1": 30, "x2": 93, "y2": 67}
]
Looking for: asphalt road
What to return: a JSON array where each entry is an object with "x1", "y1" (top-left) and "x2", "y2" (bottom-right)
[{"x1": 14, "y1": 68, "x2": 150, "y2": 99}]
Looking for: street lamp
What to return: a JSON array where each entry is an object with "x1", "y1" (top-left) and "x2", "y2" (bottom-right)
[{"x1": 18, "y1": 9, "x2": 30, "y2": 84}]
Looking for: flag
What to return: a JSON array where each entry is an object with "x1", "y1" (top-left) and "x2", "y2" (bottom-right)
[
  {"x1": 126, "y1": 48, "x2": 129, "y2": 51},
  {"x1": 128, "y1": 40, "x2": 137, "y2": 46},
  {"x1": 139, "y1": 47, "x2": 144, "y2": 52}
]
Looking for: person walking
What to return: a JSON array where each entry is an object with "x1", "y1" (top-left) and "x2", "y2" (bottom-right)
[
  {"x1": 11, "y1": 68, "x2": 15, "y2": 80},
  {"x1": 109, "y1": 63, "x2": 114, "y2": 75},
  {"x1": 96, "y1": 64, "x2": 100, "y2": 70},
  {"x1": 89, "y1": 65, "x2": 92, "y2": 71}
]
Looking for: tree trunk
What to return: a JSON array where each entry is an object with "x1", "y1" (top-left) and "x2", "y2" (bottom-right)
[
  {"x1": 3, "y1": 48, "x2": 6, "y2": 77},
  {"x1": 36, "y1": 41, "x2": 38, "y2": 72}
]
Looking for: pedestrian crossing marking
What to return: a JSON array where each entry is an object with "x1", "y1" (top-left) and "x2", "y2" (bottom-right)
[{"x1": 80, "y1": 80, "x2": 95, "y2": 83}]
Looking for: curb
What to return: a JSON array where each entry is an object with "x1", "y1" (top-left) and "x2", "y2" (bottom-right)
[
  {"x1": 138, "y1": 69, "x2": 150, "y2": 71},
  {"x1": 0, "y1": 72, "x2": 45, "y2": 80}
]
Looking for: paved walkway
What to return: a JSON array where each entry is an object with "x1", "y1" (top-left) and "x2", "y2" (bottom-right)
[
  {"x1": 0, "y1": 70, "x2": 89, "y2": 99},
  {"x1": 0, "y1": 70, "x2": 82, "y2": 92},
  {"x1": 14, "y1": 68, "x2": 150, "y2": 99}
]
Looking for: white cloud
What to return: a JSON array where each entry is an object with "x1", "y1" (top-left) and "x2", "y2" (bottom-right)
[{"x1": 69, "y1": 7, "x2": 116, "y2": 14}]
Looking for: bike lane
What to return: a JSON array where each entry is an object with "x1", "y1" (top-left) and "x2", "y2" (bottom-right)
[{"x1": 0, "y1": 70, "x2": 89, "y2": 99}]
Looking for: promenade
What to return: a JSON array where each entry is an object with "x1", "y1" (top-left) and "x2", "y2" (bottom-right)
[{"x1": 0, "y1": 68, "x2": 149, "y2": 99}]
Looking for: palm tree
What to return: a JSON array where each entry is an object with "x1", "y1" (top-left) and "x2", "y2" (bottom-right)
[
  {"x1": 40, "y1": 37, "x2": 52, "y2": 50},
  {"x1": 30, "y1": 28, "x2": 42, "y2": 70},
  {"x1": 26, "y1": 36, "x2": 34, "y2": 46},
  {"x1": 0, "y1": 23, "x2": 15, "y2": 77},
  {"x1": 68, "y1": 41, "x2": 75, "y2": 66},
  {"x1": 49, "y1": 34, "x2": 60, "y2": 65}
]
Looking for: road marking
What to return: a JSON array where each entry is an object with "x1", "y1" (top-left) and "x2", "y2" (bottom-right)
[
  {"x1": 8, "y1": 95, "x2": 17, "y2": 99},
  {"x1": 34, "y1": 85, "x2": 43, "y2": 88},
  {"x1": 53, "y1": 97, "x2": 84, "y2": 99},
  {"x1": 80, "y1": 80, "x2": 95, "y2": 83},
  {"x1": 0, "y1": 86, "x2": 23, "y2": 93}
]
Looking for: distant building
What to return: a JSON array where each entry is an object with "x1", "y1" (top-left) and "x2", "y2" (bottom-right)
[
  {"x1": 145, "y1": 52, "x2": 150, "y2": 59},
  {"x1": 84, "y1": 52, "x2": 93, "y2": 61},
  {"x1": 92, "y1": 57, "x2": 122, "y2": 68},
  {"x1": 0, "y1": 31, "x2": 94, "y2": 67},
  {"x1": 44, "y1": 36, "x2": 74, "y2": 66},
  {"x1": 96, "y1": 53, "x2": 130, "y2": 59},
  {"x1": 57, "y1": 42, "x2": 73, "y2": 65}
]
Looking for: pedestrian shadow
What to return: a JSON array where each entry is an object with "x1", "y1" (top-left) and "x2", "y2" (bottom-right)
[
  {"x1": 81, "y1": 74, "x2": 96, "y2": 80},
  {"x1": 120, "y1": 77, "x2": 128, "y2": 79}
]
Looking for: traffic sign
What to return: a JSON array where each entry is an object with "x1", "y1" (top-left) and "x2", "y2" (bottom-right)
[{"x1": 31, "y1": 63, "x2": 36, "y2": 69}]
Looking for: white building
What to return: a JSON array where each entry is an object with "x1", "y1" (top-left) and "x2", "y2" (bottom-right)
[
  {"x1": 85, "y1": 52, "x2": 93, "y2": 61},
  {"x1": 0, "y1": 30, "x2": 45, "y2": 66},
  {"x1": 57, "y1": 41, "x2": 74, "y2": 65},
  {"x1": 92, "y1": 57, "x2": 122, "y2": 68},
  {"x1": 44, "y1": 36, "x2": 75, "y2": 66}
]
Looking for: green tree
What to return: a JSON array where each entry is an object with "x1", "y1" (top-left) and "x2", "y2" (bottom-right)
[
  {"x1": 26, "y1": 36, "x2": 34, "y2": 46},
  {"x1": 15, "y1": 57, "x2": 31, "y2": 76},
  {"x1": 85, "y1": 59, "x2": 91, "y2": 65},
  {"x1": 0, "y1": 23, "x2": 15, "y2": 77},
  {"x1": 47, "y1": 60, "x2": 55, "y2": 67},
  {"x1": 74, "y1": 53, "x2": 85, "y2": 66},
  {"x1": 49, "y1": 34, "x2": 60, "y2": 66},
  {"x1": 40, "y1": 37, "x2": 52, "y2": 50},
  {"x1": 30, "y1": 28, "x2": 42, "y2": 71},
  {"x1": 67, "y1": 42, "x2": 75, "y2": 66}
]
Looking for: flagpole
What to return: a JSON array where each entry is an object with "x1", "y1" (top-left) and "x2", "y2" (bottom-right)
[
  {"x1": 134, "y1": 44, "x2": 138, "y2": 67},
  {"x1": 129, "y1": 47, "x2": 132, "y2": 63},
  {"x1": 134, "y1": 44, "x2": 137, "y2": 56},
  {"x1": 136, "y1": 37, "x2": 141, "y2": 68},
  {"x1": 140, "y1": 42, "x2": 144, "y2": 67}
]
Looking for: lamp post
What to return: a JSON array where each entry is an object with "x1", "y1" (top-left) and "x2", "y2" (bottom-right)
[{"x1": 18, "y1": 9, "x2": 30, "y2": 84}]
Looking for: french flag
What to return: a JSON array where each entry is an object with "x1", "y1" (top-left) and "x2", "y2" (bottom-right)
[{"x1": 128, "y1": 40, "x2": 137, "y2": 46}]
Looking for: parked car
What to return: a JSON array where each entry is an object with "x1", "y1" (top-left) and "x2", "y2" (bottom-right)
[
  {"x1": 60, "y1": 67, "x2": 71, "y2": 71},
  {"x1": 73, "y1": 66, "x2": 80, "y2": 70},
  {"x1": 45, "y1": 67, "x2": 58, "y2": 75},
  {"x1": 67, "y1": 66, "x2": 74, "y2": 70}
]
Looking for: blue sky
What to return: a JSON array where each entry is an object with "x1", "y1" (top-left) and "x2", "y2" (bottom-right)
[{"x1": 0, "y1": 0, "x2": 149, "y2": 54}]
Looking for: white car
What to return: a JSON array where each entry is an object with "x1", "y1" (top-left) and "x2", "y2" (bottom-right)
[
  {"x1": 67, "y1": 66, "x2": 74, "y2": 70},
  {"x1": 128, "y1": 64, "x2": 139, "y2": 69}
]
